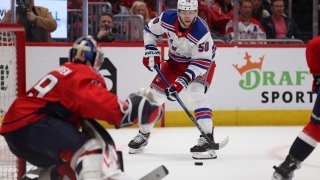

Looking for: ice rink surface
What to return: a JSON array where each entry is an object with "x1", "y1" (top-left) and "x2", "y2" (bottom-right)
[{"x1": 108, "y1": 126, "x2": 319, "y2": 180}]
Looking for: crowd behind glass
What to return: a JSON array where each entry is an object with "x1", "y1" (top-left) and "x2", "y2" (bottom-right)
[{"x1": 1, "y1": 0, "x2": 319, "y2": 44}]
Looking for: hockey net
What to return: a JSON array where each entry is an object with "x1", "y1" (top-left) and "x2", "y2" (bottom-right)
[{"x1": 0, "y1": 24, "x2": 26, "y2": 180}]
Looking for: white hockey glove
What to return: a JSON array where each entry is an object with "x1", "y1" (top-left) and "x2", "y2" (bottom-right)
[{"x1": 142, "y1": 44, "x2": 161, "y2": 71}]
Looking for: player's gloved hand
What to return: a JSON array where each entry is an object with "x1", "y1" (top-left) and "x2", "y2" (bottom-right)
[
  {"x1": 312, "y1": 75, "x2": 320, "y2": 93},
  {"x1": 143, "y1": 44, "x2": 161, "y2": 71},
  {"x1": 165, "y1": 75, "x2": 190, "y2": 101}
]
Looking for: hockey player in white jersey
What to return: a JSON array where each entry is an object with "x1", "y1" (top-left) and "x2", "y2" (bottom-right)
[{"x1": 128, "y1": 0, "x2": 219, "y2": 159}]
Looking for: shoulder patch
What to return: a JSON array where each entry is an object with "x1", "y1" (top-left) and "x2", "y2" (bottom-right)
[{"x1": 153, "y1": 17, "x2": 160, "y2": 24}]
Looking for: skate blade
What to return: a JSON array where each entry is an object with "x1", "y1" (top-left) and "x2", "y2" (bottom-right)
[
  {"x1": 192, "y1": 150, "x2": 217, "y2": 159},
  {"x1": 271, "y1": 173, "x2": 281, "y2": 180},
  {"x1": 129, "y1": 147, "x2": 144, "y2": 154},
  {"x1": 272, "y1": 172, "x2": 292, "y2": 180}
]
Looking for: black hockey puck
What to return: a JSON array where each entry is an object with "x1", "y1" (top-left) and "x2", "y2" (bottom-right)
[{"x1": 194, "y1": 162, "x2": 203, "y2": 166}]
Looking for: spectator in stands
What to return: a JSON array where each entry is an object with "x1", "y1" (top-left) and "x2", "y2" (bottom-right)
[
  {"x1": 164, "y1": 0, "x2": 178, "y2": 9},
  {"x1": 94, "y1": 13, "x2": 115, "y2": 42},
  {"x1": 143, "y1": 0, "x2": 158, "y2": 18},
  {"x1": 70, "y1": 13, "x2": 83, "y2": 42},
  {"x1": 131, "y1": 1, "x2": 150, "y2": 24},
  {"x1": 252, "y1": 0, "x2": 270, "y2": 22},
  {"x1": 111, "y1": 0, "x2": 129, "y2": 15},
  {"x1": 209, "y1": 0, "x2": 234, "y2": 38},
  {"x1": 129, "y1": 1, "x2": 149, "y2": 41},
  {"x1": 291, "y1": 0, "x2": 312, "y2": 43},
  {"x1": 197, "y1": 0, "x2": 213, "y2": 32},
  {"x1": 261, "y1": 0, "x2": 300, "y2": 39},
  {"x1": 68, "y1": 0, "x2": 83, "y2": 9},
  {"x1": 1, "y1": 0, "x2": 57, "y2": 42},
  {"x1": 225, "y1": 0, "x2": 266, "y2": 43}
]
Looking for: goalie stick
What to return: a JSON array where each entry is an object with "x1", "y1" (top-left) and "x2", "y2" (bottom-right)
[
  {"x1": 155, "y1": 65, "x2": 229, "y2": 150},
  {"x1": 139, "y1": 165, "x2": 169, "y2": 180}
]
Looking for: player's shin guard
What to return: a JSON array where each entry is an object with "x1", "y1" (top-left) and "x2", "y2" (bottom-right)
[{"x1": 272, "y1": 154, "x2": 301, "y2": 180}]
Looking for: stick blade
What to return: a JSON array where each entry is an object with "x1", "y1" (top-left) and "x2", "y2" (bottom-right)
[
  {"x1": 218, "y1": 136, "x2": 229, "y2": 149},
  {"x1": 139, "y1": 165, "x2": 169, "y2": 180}
]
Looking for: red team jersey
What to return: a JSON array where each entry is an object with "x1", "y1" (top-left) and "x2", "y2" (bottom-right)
[
  {"x1": 303, "y1": 36, "x2": 320, "y2": 141},
  {"x1": 1, "y1": 62, "x2": 123, "y2": 133},
  {"x1": 306, "y1": 36, "x2": 320, "y2": 76}
]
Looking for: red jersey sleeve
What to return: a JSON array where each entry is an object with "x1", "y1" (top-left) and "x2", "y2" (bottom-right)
[{"x1": 306, "y1": 36, "x2": 320, "y2": 76}]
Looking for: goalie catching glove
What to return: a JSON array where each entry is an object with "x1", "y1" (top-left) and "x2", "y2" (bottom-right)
[
  {"x1": 165, "y1": 75, "x2": 191, "y2": 101},
  {"x1": 143, "y1": 44, "x2": 161, "y2": 71},
  {"x1": 118, "y1": 88, "x2": 163, "y2": 128}
]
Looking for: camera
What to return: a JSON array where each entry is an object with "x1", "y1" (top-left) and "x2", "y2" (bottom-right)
[
  {"x1": 17, "y1": 0, "x2": 32, "y2": 13},
  {"x1": 108, "y1": 27, "x2": 117, "y2": 36}
]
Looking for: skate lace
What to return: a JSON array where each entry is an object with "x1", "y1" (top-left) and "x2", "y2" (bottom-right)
[
  {"x1": 133, "y1": 133, "x2": 146, "y2": 143},
  {"x1": 196, "y1": 137, "x2": 206, "y2": 146}
]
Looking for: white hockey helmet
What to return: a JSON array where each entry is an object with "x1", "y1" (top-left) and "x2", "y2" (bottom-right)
[{"x1": 177, "y1": 0, "x2": 198, "y2": 11}]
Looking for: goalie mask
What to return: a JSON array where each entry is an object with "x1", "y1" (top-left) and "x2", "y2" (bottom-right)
[{"x1": 69, "y1": 35, "x2": 104, "y2": 70}]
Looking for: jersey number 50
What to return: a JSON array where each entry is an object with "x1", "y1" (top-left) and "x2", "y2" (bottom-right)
[{"x1": 198, "y1": 42, "x2": 209, "y2": 52}]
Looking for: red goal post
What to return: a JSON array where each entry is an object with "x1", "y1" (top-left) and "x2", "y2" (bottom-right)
[{"x1": 0, "y1": 23, "x2": 26, "y2": 179}]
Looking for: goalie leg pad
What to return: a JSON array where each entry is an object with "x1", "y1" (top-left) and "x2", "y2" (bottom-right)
[
  {"x1": 70, "y1": 119, "x2": 126, "y2": 180},
  {"x1": 70, "y1": 138, "x2": 123, "y2": 180},
  {"x1": 70, "y1": 139, "x2": 104, "y2": 179},
  {"x1": 76, "y1": 153, "x2": 103, "y2": 180}
]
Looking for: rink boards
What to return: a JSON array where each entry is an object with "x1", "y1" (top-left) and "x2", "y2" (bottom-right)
[{"x1": 23, "y1": 43, "x2": 312, "y2": 126}]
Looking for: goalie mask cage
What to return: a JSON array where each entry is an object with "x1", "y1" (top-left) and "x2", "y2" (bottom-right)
[{"x1": 0, "y1": 23, "x2": 26, "y2": 180}]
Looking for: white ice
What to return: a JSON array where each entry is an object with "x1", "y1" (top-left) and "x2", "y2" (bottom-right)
[{"x1": 108, "y1": 126, "x2": 320, "y2": 180}]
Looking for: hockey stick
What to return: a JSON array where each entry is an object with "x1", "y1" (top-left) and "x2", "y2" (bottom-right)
[
  {"x1": 139, "y1": 165, "x2": 169, "y2": 180},
  {"x1": 154, "y1": 65, "x2": 228, "y2": 150}
]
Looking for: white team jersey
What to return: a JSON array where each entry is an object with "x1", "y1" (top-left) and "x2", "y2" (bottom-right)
[
  {"x1": 225, "y1": 17, "x2": 266, "y2": 42},
  {"x1": 144, "y1": 9, "x2": 216, "y2": 80}
]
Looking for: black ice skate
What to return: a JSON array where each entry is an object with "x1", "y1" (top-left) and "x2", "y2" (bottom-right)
[
  {"x1": 272, "y1": 154, "x2": 301, "y2": 180},
  {"x1": 128, "y1": 131, "x2": 150, "y2": 154},
  {"x1": 190, "y1": 133, "x2": 217, "y2": 159}
]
